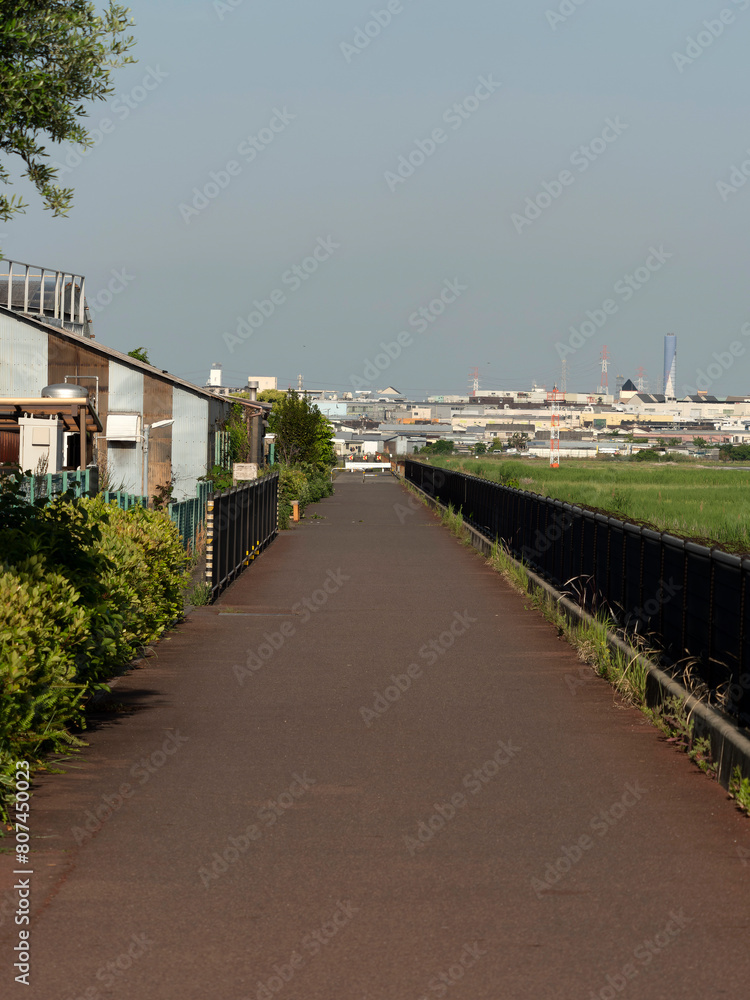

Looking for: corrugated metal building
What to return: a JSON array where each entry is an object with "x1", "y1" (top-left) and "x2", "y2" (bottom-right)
[{"x1": 0, "y1": 304, "x2": 264, "y2": 500}]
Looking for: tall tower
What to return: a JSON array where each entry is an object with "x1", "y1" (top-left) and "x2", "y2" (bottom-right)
[
  {"x1": 663, "y1": 333, "x2": 677, "y2": 400},
  {"x1": 468, "y1": 367, "x2": 480, "y2": 397},
  {"x1": 597, "y1": 346, "x2": 610, "y2": 395}
]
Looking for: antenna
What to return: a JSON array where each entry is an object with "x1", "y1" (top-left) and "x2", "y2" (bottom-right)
[{"x1": 468, "y1": 367, "x2": 479, "y2": 397}]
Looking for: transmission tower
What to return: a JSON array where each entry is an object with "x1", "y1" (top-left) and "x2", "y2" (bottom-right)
[
  {"x1": 597, "y1": 346, "x2": 610, "y2": 395},
  {"x1": 468, "y1": 367, "x2": 480, "y2": 397},
  {"x1": 546, "y1": 387, "x2": 564, "y2": 468},
  {"x1": 636, "y1": 366, "x2": 646, "y2": 393}
]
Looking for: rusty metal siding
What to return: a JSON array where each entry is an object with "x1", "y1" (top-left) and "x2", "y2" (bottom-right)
[
  {"x1": 47, "y1": 331, "x2": 111, "y2": 472},
  {"x1": 107, "y1": 361, "x2": 144, "y2": 494},
  {"x1": 0, "y1": 428, "x2": 20, "y2": 465},
  {"x1": 143, "y1": 374, "x2": 173, "y2": 500},
  {"x1": 47, "y1": 332, "x2": 110, "y2": 413},
  {"x1": 0, "y1": 311, "x2": 48, "y2": 395},
  {"x1": 172, "y1": 387, "x2": 208, "y2": 500}
]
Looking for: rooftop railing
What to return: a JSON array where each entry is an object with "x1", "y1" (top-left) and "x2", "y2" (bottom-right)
[{"x1": 0, "y1": 258, "x2": 89, "y2": 334}]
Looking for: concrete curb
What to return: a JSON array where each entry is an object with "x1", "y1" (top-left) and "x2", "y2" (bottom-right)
[{"x1": 404, "y1": 478, "x2": 750, "y2": 792}]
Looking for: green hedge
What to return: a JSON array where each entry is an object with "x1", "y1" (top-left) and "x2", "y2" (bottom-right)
[
  {"x1": 0, "y1": 484, "x2": 190, "y2": 820},
  {"x1": 274, "y1": 465, "x2": 334, "y2": 529}
]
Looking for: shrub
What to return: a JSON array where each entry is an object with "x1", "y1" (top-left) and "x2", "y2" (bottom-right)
[
  {"x1": 274, "y1": 465, "x2": 333, "y2": 528},
  {"x1": 0, "y1": 481, "x2": 191, "y2": 822}
]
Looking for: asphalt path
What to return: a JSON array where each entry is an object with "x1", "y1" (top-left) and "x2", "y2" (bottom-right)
[{"x1": 2, "y1": 473, "x2": 750, "y2": 999}]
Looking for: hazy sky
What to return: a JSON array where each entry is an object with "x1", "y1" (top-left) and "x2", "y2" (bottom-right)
[{"x1": 3, "y1": 0, "x2": 750, "y2": 399}]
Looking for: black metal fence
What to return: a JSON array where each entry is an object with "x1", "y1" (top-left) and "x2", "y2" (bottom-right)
[
  {"x1": 205, "y1": 474, "x2": 279, "y2": 601},
  {"x1": 405, "y1": 460, "x2": 750, "y2": 725}
]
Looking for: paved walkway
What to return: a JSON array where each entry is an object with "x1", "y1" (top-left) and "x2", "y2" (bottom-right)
[{"x1": 2, "y1": 474, "x2": 750, "y2": 999}]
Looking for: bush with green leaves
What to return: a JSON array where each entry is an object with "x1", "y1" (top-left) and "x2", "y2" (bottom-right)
[
  {"x1": 275, "y1": 465, "x2": 334, "y2": 528},
  {"x1": 0, "y1": 479, "x2": 191, "y2": 821}
]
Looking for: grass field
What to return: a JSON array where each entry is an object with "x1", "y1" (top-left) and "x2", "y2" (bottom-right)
[{"x1": 431, "y1": 457, "x2": 750, "y2": 553}]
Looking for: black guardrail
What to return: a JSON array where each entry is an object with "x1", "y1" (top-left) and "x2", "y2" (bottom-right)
[
  {"x1": 205, "y1": 473, "x2": 279, "y2": 601},
  {"x1": 405, "y1": 460, "x2": 750, "y2": 726}
]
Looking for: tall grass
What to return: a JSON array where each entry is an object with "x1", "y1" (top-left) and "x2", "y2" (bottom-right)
[{"x1": 431, "y1": 457, "x2": 750, "y2": 552}]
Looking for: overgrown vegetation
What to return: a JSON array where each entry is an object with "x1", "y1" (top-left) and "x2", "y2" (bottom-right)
[
  {"x1": 0, "y1": 478, "x2": 190, "y2": 821},
  {"x1": 729, "y1": 766, "x2": 750, "y2": 814},
  {"x1": 274, "y1": 465, "x2": 334, "y2": 529}
]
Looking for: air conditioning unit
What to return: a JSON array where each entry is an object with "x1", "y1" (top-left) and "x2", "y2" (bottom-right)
[{"x1": 106, "y1": 413, "x2": 142, "y2": 442}]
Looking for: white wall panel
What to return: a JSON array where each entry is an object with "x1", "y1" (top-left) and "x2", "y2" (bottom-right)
[
  {"x1": 172, "y1": 388, "x2": 208, "y2": 500},
  {"x1": 0, "y1": 312, "x2": 48, "y2": 395},
  {"x1": 107, "y1": 361, "x2": 144, "y2": 494}
]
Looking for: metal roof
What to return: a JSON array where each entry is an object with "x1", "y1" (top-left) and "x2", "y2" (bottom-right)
[{"x1": 1, "y1": 305, "x2": 248, "y2": 407}]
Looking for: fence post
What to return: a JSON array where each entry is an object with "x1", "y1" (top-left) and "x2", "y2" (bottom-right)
[{"x1": 205, "y1": 499, "x2": 215, "y2": 595}]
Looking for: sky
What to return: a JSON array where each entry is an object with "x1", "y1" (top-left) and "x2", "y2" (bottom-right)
[{"x1": 3, "y1": 0, "x2": 750, "y2": 399}]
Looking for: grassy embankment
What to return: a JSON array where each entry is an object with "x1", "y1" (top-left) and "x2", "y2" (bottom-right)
[{"x1": 430, "y1": 457, "x2": 750, "y2": 553}]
